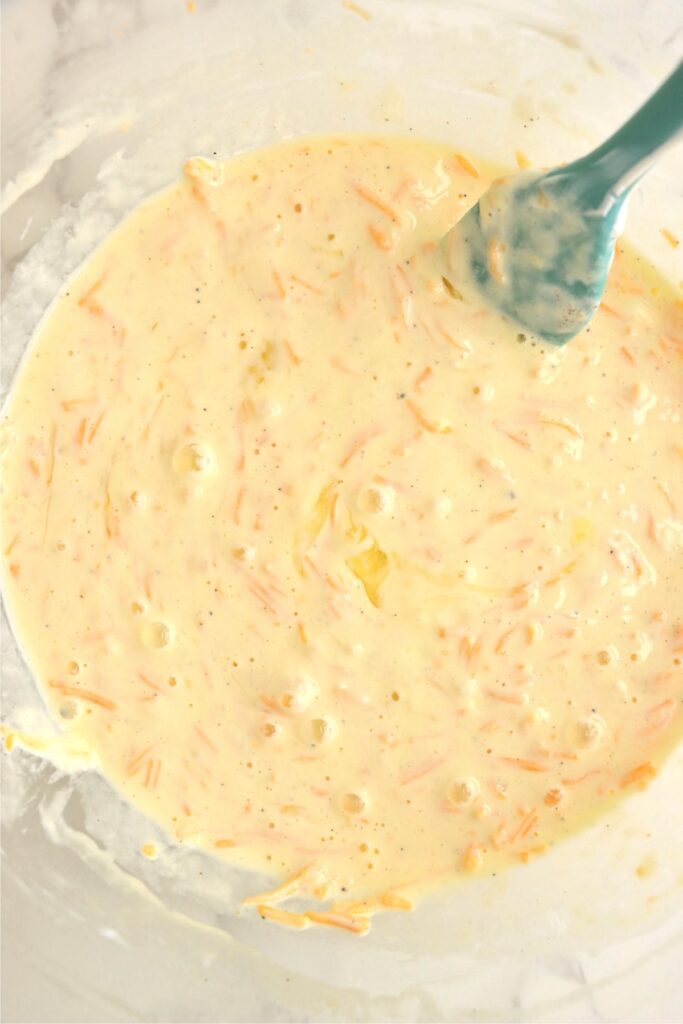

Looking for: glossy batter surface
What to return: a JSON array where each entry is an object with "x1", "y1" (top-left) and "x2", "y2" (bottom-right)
[{"x1": 2, "y1": 137, "x2": 682, "y2": 931}]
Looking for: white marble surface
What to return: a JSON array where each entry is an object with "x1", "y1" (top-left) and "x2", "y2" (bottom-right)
[{"x1": 2, "y1": 2, "x2": 683, "y2": 1022}]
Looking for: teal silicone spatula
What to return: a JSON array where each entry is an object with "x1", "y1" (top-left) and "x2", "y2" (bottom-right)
[{"x1": 443, "y1": 62, "x2": 683, "y2": 345}]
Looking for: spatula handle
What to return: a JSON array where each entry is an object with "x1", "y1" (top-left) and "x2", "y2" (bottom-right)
[{"x1": 554, "y1": 61, "x2": 683, "y2": 213}]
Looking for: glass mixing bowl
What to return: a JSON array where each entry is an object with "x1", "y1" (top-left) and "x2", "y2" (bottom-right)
[{"x1": 2, "y1": 1, "x2": 682, "y2": 1020}]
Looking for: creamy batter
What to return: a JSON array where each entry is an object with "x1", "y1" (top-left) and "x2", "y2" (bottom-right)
[{"x1": 2, "y1": 136, "x2": 682, "y2": 934}]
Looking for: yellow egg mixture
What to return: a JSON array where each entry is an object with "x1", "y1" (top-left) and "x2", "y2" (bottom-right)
[{"x1": 2, "y1": 136, "x2": 682, "y2": 934}]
